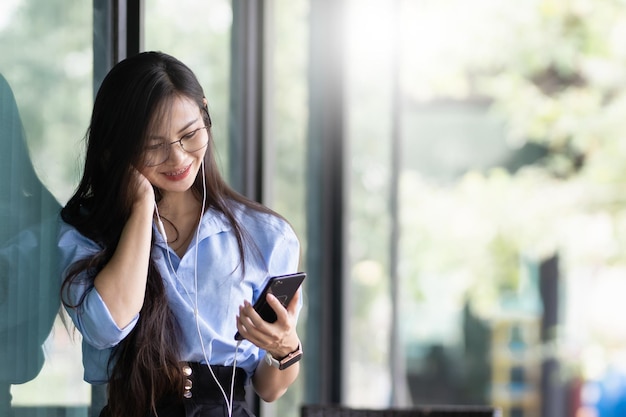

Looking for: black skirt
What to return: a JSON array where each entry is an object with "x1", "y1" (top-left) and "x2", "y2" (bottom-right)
[{"x1": 99, "y1": 364, "x2": 254, "y2": 417}]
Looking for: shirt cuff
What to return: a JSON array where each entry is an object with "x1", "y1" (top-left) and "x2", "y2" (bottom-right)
[{"x1": 77, "y1": 288, "x2": 139, "y2": 349}]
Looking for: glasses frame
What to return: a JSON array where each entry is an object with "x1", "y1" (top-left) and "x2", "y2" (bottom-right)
[{"x1": 143, "y1": 125, "x2": 210, "y2": 167}]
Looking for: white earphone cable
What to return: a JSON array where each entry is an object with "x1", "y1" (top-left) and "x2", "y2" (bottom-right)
[{"x1": 154, "y1": 159, "x2": 240, "y2": 417}]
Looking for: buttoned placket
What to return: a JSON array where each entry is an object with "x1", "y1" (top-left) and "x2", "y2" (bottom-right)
[{"x1": 182, "y1": 364, "x2": 193, "y2": 398}]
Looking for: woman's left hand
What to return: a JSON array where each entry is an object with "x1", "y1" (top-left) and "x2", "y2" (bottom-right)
[
  {"x1": 236, "y1": 289, "x2": 301, "y2": 357},
  {"x1": 239, "y1": 288, "x2": 302, "y2": 402}
]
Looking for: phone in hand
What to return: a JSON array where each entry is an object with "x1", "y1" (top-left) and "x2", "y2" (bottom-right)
[{"x1": 234, "y1": 272, "x2": 306, "y2": 340}]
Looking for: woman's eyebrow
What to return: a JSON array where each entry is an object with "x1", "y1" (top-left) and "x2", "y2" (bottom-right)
[
  {"x1": 149, "y1": 118, "x2": 199, "y2": 139},
  {"x1": 176, "y1": 118, "x2": 199, "y2": 134}
]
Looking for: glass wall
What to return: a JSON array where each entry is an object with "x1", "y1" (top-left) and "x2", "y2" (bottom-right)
[
  {"x1": 8, "y1": 1, "x2": 626, "y2": 417},
  {"x1": 0, "y1": 0, "x2": 92, "y2": 414},
  {"x1": 2, "y1": 1, "x2": 308, "y2": 415},
  {"x1": 345, "y1": 1, "x2": 626, "y2": 416},
  {"x1": 261, "y1": 1, "x2": 309, "y2": 415}
]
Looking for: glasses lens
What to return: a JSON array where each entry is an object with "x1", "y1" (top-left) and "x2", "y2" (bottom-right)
[
  {"x1": 144, "y1": 144, "x2": 168, "y2": 166},
  {"x1": 180, "y1": 127, "x2": 208, "y2": 153}
]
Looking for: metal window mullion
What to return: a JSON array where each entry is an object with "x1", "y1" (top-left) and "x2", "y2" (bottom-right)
[
  {"x1": 305, "y1": 0, "x2": 347, "y2": 405},
  {"x1": 93, "y1": 0, "x2": 142, "y2": 95},
  {"x1": 229, "y1": 0, "x2": 265, "y2": 202}
]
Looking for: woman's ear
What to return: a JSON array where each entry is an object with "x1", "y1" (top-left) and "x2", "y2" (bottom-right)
[{"x1": 201, "y1": 98, "x2": 211, "y2": 127}]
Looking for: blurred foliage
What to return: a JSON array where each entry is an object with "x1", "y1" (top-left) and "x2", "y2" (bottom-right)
[
  {"x1": 346, "y1": 1, "x2": 626, "y2": 403},
  {"x1": 393, "y1": 0, "x2": 626, "y2": 318},
  {"x1": 0, "y1": 0, "x2": 92, "y2": 203},
  {"x1": 269, "y1": 0, "x2": 309, "y2": 250}
]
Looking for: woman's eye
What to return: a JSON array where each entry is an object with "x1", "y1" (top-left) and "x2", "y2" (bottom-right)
[{"x1": 182, "y1": 130, "x2": 198, "y2": 140}]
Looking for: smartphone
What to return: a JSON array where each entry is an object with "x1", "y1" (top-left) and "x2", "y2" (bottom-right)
[{"x1": 235, "y1": 272, "x2": 306, "y2": 340}]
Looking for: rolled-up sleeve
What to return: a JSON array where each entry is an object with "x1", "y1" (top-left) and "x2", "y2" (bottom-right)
[{"x1": 58, "y1": 221, "x2": 138, "y2": 349}]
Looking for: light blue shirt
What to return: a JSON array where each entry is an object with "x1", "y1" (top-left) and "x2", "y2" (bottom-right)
[{"x1": 58, "y1": 202, "x2": 301, "y2": 384}]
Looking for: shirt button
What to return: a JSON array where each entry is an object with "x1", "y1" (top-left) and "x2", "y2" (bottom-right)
[{"x1": 182, "y1": 365, "x2": 192, "y2": 376}]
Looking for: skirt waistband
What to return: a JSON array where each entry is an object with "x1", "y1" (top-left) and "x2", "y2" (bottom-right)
[{"x1": 181, "y1": 363, "x2": 247, "y2": 402}]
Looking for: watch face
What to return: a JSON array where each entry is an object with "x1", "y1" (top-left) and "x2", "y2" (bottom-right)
[{"x1": 278, "y1": 351, "x2": 303, "y2": 370}]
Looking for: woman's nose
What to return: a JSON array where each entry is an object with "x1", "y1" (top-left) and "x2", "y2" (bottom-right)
[{"x1": 167, "y1": 141, "x2": 187, "y2": 162}]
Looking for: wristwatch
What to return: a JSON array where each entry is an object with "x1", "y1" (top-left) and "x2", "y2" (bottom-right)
[{"x1": 265, "y1": 343, "x2": 303, "y2": 370}]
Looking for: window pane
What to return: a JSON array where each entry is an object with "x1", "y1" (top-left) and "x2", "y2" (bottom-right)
[
  {"x1": 346, "y1": 1, "x2": 626, "y2": 416},
  {"x1": 345, "y1": 0, "x2": 395, "y2": 406},
  {"x1": 262, "y1": 0, "x2": 309, "y2": 416},
  {"x1": 0, "y1": 0, "x2": 92, "y2": 413}
]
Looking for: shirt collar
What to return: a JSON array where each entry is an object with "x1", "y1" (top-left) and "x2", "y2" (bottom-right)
[{"x1": 153, "y1": 206, "x2": 233, "y2": 249}]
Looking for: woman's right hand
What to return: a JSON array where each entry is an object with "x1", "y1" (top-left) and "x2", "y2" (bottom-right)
[{"x1": 131, "y1": 168, "x2": 155, "y2": 210}]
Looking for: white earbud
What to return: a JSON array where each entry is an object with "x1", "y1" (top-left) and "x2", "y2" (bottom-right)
[
  {"x1": 158, "y1": 219, "x2": 167, "y2": 242},
  {"x1": 154, "y1": 202, "x2": 167, "y2": 242}
]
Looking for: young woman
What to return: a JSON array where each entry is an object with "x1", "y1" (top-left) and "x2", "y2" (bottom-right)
[{"x1": 58, "y1": 52, "x2": 303, "y2": 417}]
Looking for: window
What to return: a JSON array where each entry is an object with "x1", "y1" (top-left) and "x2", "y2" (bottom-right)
[
  {"x1": 344, "y1": 1, "x2": 626, "y2": 416},
  {"x1": 6, "y1": 2, "x2": 624, "y2": 417}
]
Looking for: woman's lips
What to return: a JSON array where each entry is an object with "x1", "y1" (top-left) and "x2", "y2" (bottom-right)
[{"x1": 162, "y1": 164, "x2": 192, "y2": 181}]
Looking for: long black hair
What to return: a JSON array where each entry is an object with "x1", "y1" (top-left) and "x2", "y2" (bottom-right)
[{"x1": 60, "y1": 51, "x2": 273, "y2": 417}]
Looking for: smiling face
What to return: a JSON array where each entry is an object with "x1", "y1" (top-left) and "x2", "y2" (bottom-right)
[{"x1": 139, "y1": 95, "x2": 208, "y2": 197}]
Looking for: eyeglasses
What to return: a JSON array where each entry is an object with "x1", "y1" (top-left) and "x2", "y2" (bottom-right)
[{"x1": 143, "y1": 126, "x2": 209, "y2": 166}]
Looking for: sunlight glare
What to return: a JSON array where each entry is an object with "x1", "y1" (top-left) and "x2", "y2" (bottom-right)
[{"x1": 0, "y1": 0, "x2": 21, "y2": 31}]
